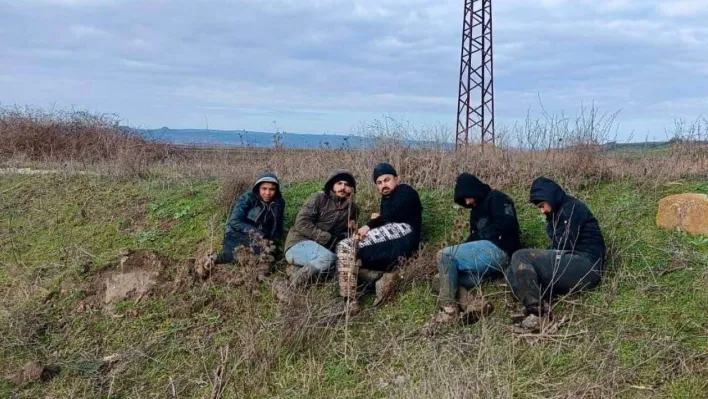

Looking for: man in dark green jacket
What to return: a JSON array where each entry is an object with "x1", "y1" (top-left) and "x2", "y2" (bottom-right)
[{"x1": 285, "y1": 171, "x2": 359, "y2": 286}]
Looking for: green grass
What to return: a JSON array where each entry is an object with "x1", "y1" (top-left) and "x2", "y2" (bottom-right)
[{"x1": 1, "y1": 174, "x2": 707, "y2": 398}]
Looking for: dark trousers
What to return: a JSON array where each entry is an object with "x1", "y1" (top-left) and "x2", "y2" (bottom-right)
[
  {"x1": 506, "y1": 249, "x2": 602, "y2": 309},
  {"x1": 215, "y1": 235, "x2": 264, "y2": 264}
]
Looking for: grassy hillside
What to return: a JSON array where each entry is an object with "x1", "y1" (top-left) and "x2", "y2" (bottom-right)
[{"x1": 1, "y1": 173, "x2": 706, "y2": 398}]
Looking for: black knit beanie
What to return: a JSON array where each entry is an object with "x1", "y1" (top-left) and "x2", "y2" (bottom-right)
[{"x1": 372, "y1": 162, "x2": 397, "y2": 182}]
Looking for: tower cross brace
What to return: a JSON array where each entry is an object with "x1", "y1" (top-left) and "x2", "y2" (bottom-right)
[{"x1": 456, "y1": 0, "x2": 495, "y2": 148}]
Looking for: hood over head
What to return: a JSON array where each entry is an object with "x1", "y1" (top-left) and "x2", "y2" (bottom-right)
[
  {"x1": 454, "y1": 173, "x2": 491, "y2": 207},
  {"x1": 323, "y1": 170, "x2": 357, "y2": 193},
  {"x1": 529, "y1": 177, "x2": 565, "y2": 211},
  {"x1": 252, "y1": 172, "x2": 281, "y2": 200}
]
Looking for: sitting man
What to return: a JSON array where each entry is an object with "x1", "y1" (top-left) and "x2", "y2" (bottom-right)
[
  {"x1": 284, "y1": 171, "x2": 358, "y2": 286},
  {"x1": 435, "y1": 173, "x2": 521, "y2": 322},
  {"x1": 337, "y1": 163, "x2": 423, "y2": 310},
  {"x1": 507, "y1": 177, "x2": 606, "y2": 318},
  {"x1": 196, "y1": 172, "x2": 285, "y2": 277}
]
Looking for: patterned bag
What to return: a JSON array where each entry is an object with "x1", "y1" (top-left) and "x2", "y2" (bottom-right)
[{"x1": 337, "y1": 237, "x2": 359, "y2": 299}]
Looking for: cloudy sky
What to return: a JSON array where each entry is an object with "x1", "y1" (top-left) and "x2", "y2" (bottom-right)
[{"x1": 1, "y1": 0, "x2": 707, "y2": 141}]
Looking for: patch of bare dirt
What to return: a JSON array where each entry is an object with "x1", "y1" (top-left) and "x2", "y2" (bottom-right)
[
  {"x1": 72, "y1": 250, "x2": 172, "y2": 314},
  {"x1": 4, "y1": 361, "x2": 58, "y2": 387}
]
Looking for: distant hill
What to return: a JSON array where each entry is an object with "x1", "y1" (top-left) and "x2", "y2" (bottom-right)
[
  {"x1": 142, "y1": 127, "x2": 690, "y2": 152},
  {"x1": 141, "y1": 127, "x2": 454, "y2": 149},
  {"x1": 143, "y1": 127, "x2": 377, "y2": 149}
]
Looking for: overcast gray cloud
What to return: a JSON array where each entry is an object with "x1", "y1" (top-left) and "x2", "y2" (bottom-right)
[{"x1": 1, "y1": 0, "x2": 706, "y2": 140}]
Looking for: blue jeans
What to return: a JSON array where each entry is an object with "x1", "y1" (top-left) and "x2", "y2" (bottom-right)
[
  {"x1": 437, "y1": 240, "x2": 509, "y2": 306},
  {"x1": 285, "y1": 240, "x2": 337, "y2": 273}
]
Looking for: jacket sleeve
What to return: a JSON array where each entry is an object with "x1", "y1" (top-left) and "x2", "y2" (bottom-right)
[
  {"x1": 273, "y1": 199, "x2": 285, "y2": 243},
  {"x1": 365, "y1": 187, "x2": 407, "y2": 228},
  {"x1": 226, "y1": 193, "x2": 258, "y2": 236},
  {"x1": 365, "y1": 213, "x2": 388, "y2": 229},
  {"x1": 293, "y1": 195, "x2": 332, "y2": 246},
  {"x1": 477, "y1": 195, "x2": 518, "y2": 242},
  {"x1": 550, "y1": 202, "x2": 587, "y2": 252}
]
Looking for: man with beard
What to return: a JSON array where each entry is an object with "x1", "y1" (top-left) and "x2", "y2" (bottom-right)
[
  {"x1": 336, "y1": 163, "x2": 423, "y2": 312},
  {"x1": 284, "y1": 171, "x2": 359, "y2": 287},
  {"x1": 507, "y1": 177, "x2": 606, "y2": 319},
  {"x1": 434, "y1": 173, "x2": 520, "y2": 324}
]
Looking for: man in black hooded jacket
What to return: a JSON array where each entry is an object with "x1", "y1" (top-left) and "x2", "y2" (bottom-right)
[
  {"x1": 507, "y1": 177, "x2": 606, "y2": 316},
  {"x1": 435, "y1": 173, "x2": 521, "y2": 320}
]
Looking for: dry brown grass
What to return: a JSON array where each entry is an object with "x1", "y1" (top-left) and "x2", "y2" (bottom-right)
[
  {"x1": 0, "y1": 107, "x2": 170, "y2": 176},
  {"x1": 2, "y1": 108, "x2": 707, "y2": 189}
]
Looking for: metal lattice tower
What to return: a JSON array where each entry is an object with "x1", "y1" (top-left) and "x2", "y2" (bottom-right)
[{"x1": 456, "y1": 0, "x2": 494, "y2": 148}]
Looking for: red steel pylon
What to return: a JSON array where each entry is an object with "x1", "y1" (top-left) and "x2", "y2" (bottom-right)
[{"x1": 456, "y1": 0, "x2": 495, "y2": 148}]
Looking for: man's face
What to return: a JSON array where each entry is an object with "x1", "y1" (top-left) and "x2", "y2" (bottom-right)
[
  {"x1": 375, "y1": 174, "x2": 399, "y2": 196},
  {"x1": 259, "y1": 182, "x2": 277, "y2": 202},
  {"x1": 333, "y1": 180, "x2": 353, "y2": 199},
  {"x1": 464, "y1": 198, "x2": 476, "y2": 207},
  {"x1": 537, "y1": 201, "x2": 552, "y2": 215}
]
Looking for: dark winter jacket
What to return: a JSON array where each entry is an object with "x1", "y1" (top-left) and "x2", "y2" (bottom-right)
[
  {"x1": 365, "y1": 183, "x2": 423, "y2": 246},
  {"x1": 529, "y1": 177, "x2": 606, "y2": 264},
  {"x1": 454, "y1": 173, "x2": 521, "y2": 256},
  {"x1": 284, "y1": 171, "x2": 359, "y2": 252},
  {"x1": 224, "y1": 172, "x2": 285, "y2": 249}
]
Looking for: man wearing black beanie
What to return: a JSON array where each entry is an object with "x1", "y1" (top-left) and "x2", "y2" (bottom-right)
[
  {"x1": 284, "y1": 170, "x2": 359, "y2": 287},
  {"x1": 336, "y1": 162, "x2": 423, "y2": 311}
]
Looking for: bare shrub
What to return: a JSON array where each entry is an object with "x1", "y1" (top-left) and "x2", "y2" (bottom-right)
[
  {"x1": 0, "y1": 106, "x2": 169, "y2": 175},
  {"x1": 1, "y1": 106, "x2": 706, "y2": 188},
  {"x1": 216, "y1": 176, "x2": 251, "y2": 212}
]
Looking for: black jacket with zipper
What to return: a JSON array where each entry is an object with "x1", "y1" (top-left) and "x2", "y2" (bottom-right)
[
  {"x1": 529, "y1": 177, "x2": 606, "y2": 264},
  {"x1": 224, "y1": 172, "x2": 285, "y2": 249},
  {"x1": 454, "y1": 173, "x2": 521, "y2": 257}
]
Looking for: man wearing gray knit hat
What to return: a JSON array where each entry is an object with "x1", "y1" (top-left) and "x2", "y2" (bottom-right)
[{"x1": 336, "y1": 162, "x2": 423, "y2": 312}]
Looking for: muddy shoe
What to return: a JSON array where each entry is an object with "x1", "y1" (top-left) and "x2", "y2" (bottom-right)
[
  {"x1": 194, "y1": 243, "x2": 214, "y2": 279},
  {"x1": 374, "y1": 272, "x2": 400, "y2": 307},
  {"x1": 434, "y1": 306, "x2": 460, "y2": 325},
  {"x1": 520, "y1": 314, "x2": 541, "y2": 332},
  {"x1": 461, "y1": 299, "x2": 493, "y2": 325}
]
